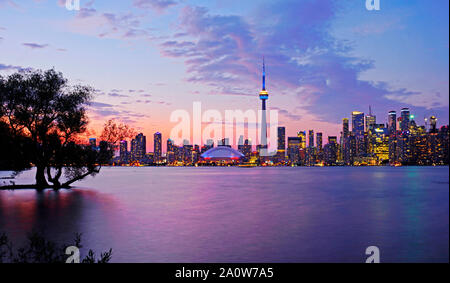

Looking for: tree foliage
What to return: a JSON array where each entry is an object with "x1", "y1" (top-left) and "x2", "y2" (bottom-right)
[{"x1": 0, "y1": 69, "x2": 111, "y2": 189}]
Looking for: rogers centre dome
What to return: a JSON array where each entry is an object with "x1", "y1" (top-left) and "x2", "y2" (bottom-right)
[{"x1": 200, "y1": 146, "x2": 244, "y2": 161}]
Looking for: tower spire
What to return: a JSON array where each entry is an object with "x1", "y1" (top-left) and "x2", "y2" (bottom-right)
[{"x1": 262, "y1": 57, "x2": 266, "y2": 91}]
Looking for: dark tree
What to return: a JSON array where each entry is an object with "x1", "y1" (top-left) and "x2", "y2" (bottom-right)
[{"x1": 0, "y1": 69, "x2": 111, "y2": 189}]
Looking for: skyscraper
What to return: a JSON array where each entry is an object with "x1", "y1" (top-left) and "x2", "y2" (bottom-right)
[
  {"x1": 277, "y1": 127, "x2": 286, "y2": 160},
  {"x1": 297, "y1": 131, "x2": 306, "y2": 149},
  {"x1": 287, "y1": 137, "x2": 301, "y2": 164},
  {"x1": 308, "y1": 130, "x2": 314, "y2": 148},
  {"x1": 342, "y1": 118, "x2": 349, "y2": 138},
  {"x1": 154, "y1": 132, "x2": 162, "y2": 162},
  {"x1": 365, "y1": 106, "x2": 376, "y2": 132},
  {"x1": 388, "y1": 111, "x2": 397, "y2": 135},
  {"x1": 131, "y1": 133, "x2": 146, "y2": 161},
  {"x1": 119, "y1": 140, "x2": 128, "y2": 162},
  {"x1": 259, "y1": 58, "x2": 269, "y2": 153},
  {"x1": 316, "y1": 132, "x2": 323, "y2": 151},
  {"x1": 400, "y1": 108, "x2": 410, "y2": 131},
  {"x1": 430, "y1": 116, "x2": 437, "y2": 133},
  {"x1": 351, "y1": 111, "x2": 365, "y2": 137}
]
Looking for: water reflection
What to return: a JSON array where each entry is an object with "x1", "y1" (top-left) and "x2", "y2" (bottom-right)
[{"x1": 0, "y1": 167, "x2": 448, "y2": 262}]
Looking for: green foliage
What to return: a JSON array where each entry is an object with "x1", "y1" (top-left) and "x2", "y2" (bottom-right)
[{"x1": 0, "y1": 231, "x2": 112, "y2": 263}]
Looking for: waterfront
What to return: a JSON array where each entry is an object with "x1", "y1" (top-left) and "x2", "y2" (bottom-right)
[{"x1": 0, "y1": 167, "x2": 448, "y2": 263}]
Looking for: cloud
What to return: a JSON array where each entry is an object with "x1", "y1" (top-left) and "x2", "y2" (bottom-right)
[
  {"x1": 22, "y1": 42, "x2": 49, "y2": 49},
  {"x1": 133, "y1": 0, "x2": 177, "y2": 12},
  {"x1": 156, "y1": 0, "x2": 444, "y2": 124},
  {"x1": 0, "y1": 63, "x2": 31, "y2": 72}
]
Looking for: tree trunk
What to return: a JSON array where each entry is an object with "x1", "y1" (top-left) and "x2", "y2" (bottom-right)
[{"x1": 35, "y1": 165, "x2": 49, "y2": 188}]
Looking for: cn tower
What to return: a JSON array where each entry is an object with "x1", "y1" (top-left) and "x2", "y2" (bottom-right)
[{"x1": 259, "y1": 58, "x2": 269, "y2": 153}]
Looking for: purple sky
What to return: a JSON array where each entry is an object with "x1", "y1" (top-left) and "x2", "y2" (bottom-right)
[{"x1": 0, "y1": 0, "x2": 448, "y2": 150}]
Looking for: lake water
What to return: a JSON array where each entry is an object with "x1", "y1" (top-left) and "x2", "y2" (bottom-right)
[{"x1": 0, "y1": 167, "x2": 448, "y2": 263}]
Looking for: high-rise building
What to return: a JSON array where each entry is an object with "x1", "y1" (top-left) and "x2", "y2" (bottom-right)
[
  {"x1": 430, "y1": 116, "x2": 437, "y2": 133},
  {"x1": 154, "y1": 132, "x2": 162, "y2": 162},
  {"x1": 277, "y1": 127, "x2": 286, "y2": 151},
  {"x1": 308, "y1": 130, "x2": 314, "y2": 148},
  {"x1": 259, "y1": 58, "x2": 269, "y2": 153},
  {"x1": 388, "y1": 111, "x2": 397, "y2": 135},
  {"x1": 277, "y1": 127, "x2": 286, "y2": 162},
  {"x1": 400, "y1": 108, "x2": 410, "y2": 132},
  {"x1": 287, "y1": 137, "x2": 301, "y2": 164},
  {"x1": 131, "y1": 133, "x2": 146, "y2": 161},
  {"x1": 119, "y1": 140, "x2": 128, "y2": 162},
  {"x1": 297, "y1": 131, "x2": 306, "y2": 149},
  {"x1": 324, "y1": 136, "x2": 338, "y2": 165},
  {"x1": 352, "y1": 111, "x2": 365, "y2": 137},
  {"x1": 316, "y1": 132, "x2": 323, "y2": 151},
  {"x1": 342, "y1": 118, "x2": 349, "y2": 138},
  {"x1": 365, "y1": 106, "x2": 376, "y2": 132}
]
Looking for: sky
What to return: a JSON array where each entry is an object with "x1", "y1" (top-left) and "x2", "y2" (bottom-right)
[{"x1": 0, "y1": 0, "x2": 448, "y2": 151}]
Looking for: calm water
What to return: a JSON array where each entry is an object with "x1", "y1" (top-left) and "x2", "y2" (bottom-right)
[{"x1": 0, "y1": 167, "x2": 448, "y2": 263}]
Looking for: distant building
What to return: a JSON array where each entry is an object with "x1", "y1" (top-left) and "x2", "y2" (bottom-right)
[
  {"x1": 119, "y1": 140, "x2": 128, "y2": 163},
  {"x1": 287, "y1": 137, "x2": 301, "y2": 164},
  {"x1": 154, "y1": 132, "x2": 162, "y2": 162},
  {"x1": 400, "y1": 108, "x2": 410, "y2": 132},
  {"x1": 352, "y1": 111, "x2": 365, "y2": 137}
]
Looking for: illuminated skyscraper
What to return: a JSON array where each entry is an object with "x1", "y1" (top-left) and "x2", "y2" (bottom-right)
[
  {"x1": 287, "y1": 137, "x2": 301, "y2": 164},
  {"x1": 400, "y1": 108, "x2": 410, "y2": 131},
  {"x1": 342, "y1": 118, "x2": 349, "y2": 138},
  {"x1": 119, "y1": 140, "x2": 128, "y2": 162},
  {"x1": 352, "y1": 111, "x2": 365, "y2": 137},
  {"x1": 131, "y1": 133, "x2": 146, "y2": 161},
  {"x1": 259, "y1": 59, "x2": 269, "y2": 154},
  {"x1": 316, "y1": 132, "x2": 323, "y2": 151},
  {"x1": 277, "y1": 127, "x2": 286, "y2": 162},
  {"x1": 308, "y1": 130, "x2": 314, "y2": 148},
  {"x1": 365, "y1": 106, "x2": 376, "y2": 132},
  {"x1": 154, "y1": 132, "x2": 162, "y2": 162},
  {"x1": 430, "y1": 116, "x2": 437, "y2": 133},
  {"x1": 297, "y1": 131, "x2": 306, "y2": 149},
  {"x1": 388, "y1": 111, "x2": 397, "y2": 135}
]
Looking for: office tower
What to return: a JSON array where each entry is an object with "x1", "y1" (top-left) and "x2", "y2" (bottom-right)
[
  {"x1": 365, "y1": 106, "x2": 376, "y2": 132},
  {"x1": 259, "y1": 58, "x2": 269, "y2": 152},
  {"x1": 131, "y1": 133, "x2": 146, "y2": 161},
  {"x1": 89, "y1": 138, "x2": 97, "y2": 149},
  {"x1": 238, "y1": 139, "x2": 252, "y2": 162},
  {"x1": 342, "y1": 118, "x2": 349, "y2": 138},
  {"x1": 400, "y1": 108, "x2": 410, "y2": 131},
  {"x1": 316, "y1": 132, "x2": 323, "y2": 150},
  {"x1": 278, "y1": 127, "x2": 286, "y2": 151},
  {"x1": 167, "y1": 139, "x2": 175, "y2": 164},
  {"x1": 297, "y1": 131, "x2": 306, "y2": 149},
  {"x1": 287, "y1": 137, "x2": 301, "y2": 164},
  {"x1": 352, "y1": 111, "x2": 365, "y2": 137},
  {"x1": 430, "y1": 116, "x2": 437, "y2": 133},
  {"x1": 308, "y1": 130, "x2": 314, "y2": 148},
  {"x1": 119, "y1": 140, "x2": 128, "y2": 162},
  {"x1": 324, "y1": 136, "x2": 338, "y2": 165},
  {"x1": 277, "y1": 127, "x2": 286, "y2": 162},
  {"x1": 154, "y1": 132, "x2": 162, "y2": 162},
  {"x1": 388, "y1": 111, "x2": 397, "y2": 135}
]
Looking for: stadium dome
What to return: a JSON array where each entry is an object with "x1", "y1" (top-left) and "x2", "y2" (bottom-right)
[{"x1": 201, "y1": 146, "x2": 244, "y2": 161}]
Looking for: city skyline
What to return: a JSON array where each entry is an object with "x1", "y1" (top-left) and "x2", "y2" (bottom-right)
[{"x1": 0, "y1": 0, "x2": 448, "y2": 151}]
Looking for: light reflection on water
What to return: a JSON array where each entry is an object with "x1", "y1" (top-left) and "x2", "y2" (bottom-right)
[{"x1": 0, "y1": 167, "x2": 448, "y2": 262}]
